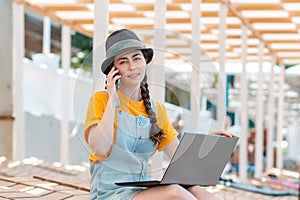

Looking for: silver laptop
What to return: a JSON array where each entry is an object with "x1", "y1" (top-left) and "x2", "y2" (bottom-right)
[{"x1": 115, "y1": 132, "x2": 239, "y2": 188}]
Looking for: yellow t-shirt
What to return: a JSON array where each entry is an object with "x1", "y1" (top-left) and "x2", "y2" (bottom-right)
[{"x1": 84, "y1": 90, "x2": 178, "y2": 162}]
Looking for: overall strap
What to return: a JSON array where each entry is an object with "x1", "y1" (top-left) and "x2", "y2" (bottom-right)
[{"x1": 116, "y1": 99, "x2": 121, "y2": 107}]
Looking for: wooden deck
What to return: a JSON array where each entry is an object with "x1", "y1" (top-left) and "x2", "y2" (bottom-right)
[{"x1": 0, "y1": 158, "x2": 298, "y2": 200}]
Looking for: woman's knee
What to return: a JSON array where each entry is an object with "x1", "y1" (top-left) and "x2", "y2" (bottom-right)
[
  {"x1": 187, "y1": 185, "x2": 218, "y2": 200},
  {"x1": 188, "y1": 185, "x2": 202, "y2": 193},
  {"x1": 165, "y1": 184, "x2": 190, "y2": 199}
]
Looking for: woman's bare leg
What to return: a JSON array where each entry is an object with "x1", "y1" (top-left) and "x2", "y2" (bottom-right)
[
  {"x1": 132, "y1": 184, "x2": 219, "y2": 200},
  {"x1": 187, "y1": 185, "x2": 220, "y2": 200},
  {"x1": 132, "y1": 184, "x2": 197, "y2": 200}
]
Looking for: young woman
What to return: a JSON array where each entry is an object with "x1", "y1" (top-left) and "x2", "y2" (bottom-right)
[{"x1": 84, "y1": 29, "x2": 234, "y2": 200}]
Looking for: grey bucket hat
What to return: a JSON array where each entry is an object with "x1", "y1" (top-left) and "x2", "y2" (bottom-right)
[{"x1": 101, "y1": 29, "x2": 154, "y2": 75}]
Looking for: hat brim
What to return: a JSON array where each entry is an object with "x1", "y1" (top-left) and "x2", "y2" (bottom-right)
[{"x1": 101, "y1": 47, "x2": 153, "y2": 75}]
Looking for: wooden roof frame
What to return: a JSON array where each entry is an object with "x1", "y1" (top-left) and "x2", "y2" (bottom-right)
[{"x1": 12, "y1": 0, "x2": 300, "y2": 65}]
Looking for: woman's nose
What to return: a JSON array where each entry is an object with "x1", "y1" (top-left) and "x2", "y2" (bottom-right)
[{"x1": 128, "y1": 61, "x2": 137, "y2": 70}]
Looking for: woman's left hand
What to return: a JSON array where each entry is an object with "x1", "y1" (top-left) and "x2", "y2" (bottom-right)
[{"x1": 210, "y1": 131, "x2": 236, "y2": 138}]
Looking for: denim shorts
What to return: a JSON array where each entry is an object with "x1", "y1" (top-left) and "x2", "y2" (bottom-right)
[{"x1": 90, "y1": 187, "x2": 144, "y2": 200}]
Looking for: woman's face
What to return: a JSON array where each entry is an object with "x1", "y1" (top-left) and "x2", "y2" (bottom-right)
[{"x1": 114, "y1": 49, "x2": 146, "y2": 87}]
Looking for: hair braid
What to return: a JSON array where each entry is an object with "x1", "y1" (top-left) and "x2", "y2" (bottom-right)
[{"x1": 140, "y1": 81, "x2": 165, "y2": 145}]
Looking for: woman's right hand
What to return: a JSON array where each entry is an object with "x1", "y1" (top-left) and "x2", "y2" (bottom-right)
[{"x1": 106, "y1": 66, "x2": 121, "y2": 100}]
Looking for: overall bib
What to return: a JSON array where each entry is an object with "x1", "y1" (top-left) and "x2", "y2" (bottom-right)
[{"x1": 89, "y1": 99, "x2": 158, "y2": 200}]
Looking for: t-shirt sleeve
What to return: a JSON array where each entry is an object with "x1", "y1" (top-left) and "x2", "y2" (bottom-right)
[
  {"x1": 84, "y1": 91, "x2": 108, "y2": 143},
  {"x1": 155, "y1": 102, "x2": 178, "y2": 151}
]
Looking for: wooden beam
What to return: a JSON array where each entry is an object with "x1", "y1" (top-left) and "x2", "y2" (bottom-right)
[
  {"x1": 278, "y1": 57, "x2": 300, "y2": 61},
  {"x1": 201, "y1": 11, "x2": 235, "y2": 17},
  {"x1": 222, "y1": 0, "x2": 279, "y2": 61},
  {"x1": 258, "y1": 30, "x2": 298, "y2": 34},
  {"x1": 230, "y1": 44, "x2": 257, "y2": 48},
  {"x1": 44, "y1": 5, "x2": 89, "y2": 12},
  {"x1": 289, "y1": 11, "x2": 300, "y2": 17},
  {"x1": 248, "y1": 18, "x2": 291, "y2": 23},
  {"x1": 226, "y1": 35, "x2": 256, "y2": 39},
  {"x1": 125, "y1": 24, "x2": 154, "y2": 29},
  {"x1": 172, "y1": 0, "x2": 219, "y2": 2},
  {"x1": 135, "y1": 4, "x2": 182, "y2": 11},
  {"x1": 21, "y1": 1, "x2": 93, "y2": 38},
  {"x1": 265, "y1": 40, "x2": 300, "y2": 43},
  {"x1": 11, "y1": 0, "x2": 24, "y2": 3},
  {"x1": 205, "y1": 24, "x2": 242, "y2": 29},
  {"x1": 272, "y1": 49, "x2": 300, "y2": 52},
  {"x1": 281, "y1": 0, "x2": 300, "y2": 2},
  {"x1": 70, "y1": 19, "x2": 93, "y2": 25},
  {"x1": 109, "y1": 0, "x2": 124, "y2": 3},
  {"x1": 75, "y1": 0, "x2": 93, "y2": 3},
  {"x1": 110, "y1": 12, "x2": 145, "y2": 18},
  {"x1": 166, "y1": 18, "x2": 191, "y2": 23},
  {"x1": 234, "y1": 4, "x2": 283, "y2": 11}
]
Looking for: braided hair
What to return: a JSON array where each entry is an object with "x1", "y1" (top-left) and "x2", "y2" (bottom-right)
[
  {"x1": 140, "y1": 50, "x2": 165, "y2": 145},
  {"x1": 140, "y1": 80, "x2": 165, "y2": 145}
]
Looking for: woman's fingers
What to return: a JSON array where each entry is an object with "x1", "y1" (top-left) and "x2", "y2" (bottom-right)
[
  {"x1": 106, "y1": 67, "x2": 120, "y2": 90},
  {"x1": 210, "y1": 131, "x2": 236, "y2": 138}
]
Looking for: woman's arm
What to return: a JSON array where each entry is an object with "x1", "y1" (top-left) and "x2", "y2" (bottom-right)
[
  {"x1": 86, "y1": 67, "x2": 121, "y2": 158},
  {"x1": 87, "y1": 97, "x2": 117, "y2": 157}
]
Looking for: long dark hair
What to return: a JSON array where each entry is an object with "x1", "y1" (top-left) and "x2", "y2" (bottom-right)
[
  {"x1": 140, "y1": 51, "x2": 165, "y2": 145},
  {"x1": 140, "y1": 81, "x2": 165, "y2": 145}
]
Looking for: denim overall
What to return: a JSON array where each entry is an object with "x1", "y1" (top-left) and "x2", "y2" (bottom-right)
[{"x1": 89, "y1": 99, "x2": 158, "y2": 200}]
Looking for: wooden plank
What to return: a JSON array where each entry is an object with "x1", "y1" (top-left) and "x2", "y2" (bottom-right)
[
  {"x1": 263, "y1": 40, "x2": 300, "y2": 43},
  {"x1": 37, "y1": 192, "x2": 73, "y2": 200},
  {"x1": 167, "y1": 18, "x2": 191, "y2": 23},
  {"x1": 44, "y1": 5, "x2": 89, "y2": 12},
  {"x1": 63, "y1": 194, "x2": 90, "y2": 200},
  {"x1": 135, "y1": 4, "x2": 182, "y2": 11},
  {"x1": 248, "y1": 18, "x2": 291, "y2": 23},
  {"x1": 287, "y1": 11, "x2": 300, "y2": 17},
  {"x1": 173, "y1": 0, "x2": 219, "y2": 2},
  {"x1": 33, "y1": 176, "x2": 90, "y2": 192},
  {"x1": 75, "y1": 0, "x2": 93, "y2": 3},
  {"x1": 258, "y1": 30, "x2": 298, "y2": 34},
  {"x1": 281, "y1": 0, "x2": 300, "y2": 2},
  {"x1": 234, "y1": 4, "x2": 283, "y2": 11},
  {"x1": 0, "y1": 191, "x2": 41, "y2": 198}
]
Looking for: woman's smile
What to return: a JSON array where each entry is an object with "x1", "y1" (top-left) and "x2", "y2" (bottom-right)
[{"x1": 127, "y1": 72, "x2": 140, "y2": 79}]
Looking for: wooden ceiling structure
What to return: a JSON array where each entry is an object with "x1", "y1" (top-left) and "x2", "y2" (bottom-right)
[{"x1": 12, "y1": 0, "x2": 300, "y2": 65}]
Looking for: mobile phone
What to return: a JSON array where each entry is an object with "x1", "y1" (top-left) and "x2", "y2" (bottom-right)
[
  {"x1": 114, "y1": 71, "x2": 120, "y2": 90},
  {"x1": 115, "y1": 76, "x2": 120, "y2": 90}
]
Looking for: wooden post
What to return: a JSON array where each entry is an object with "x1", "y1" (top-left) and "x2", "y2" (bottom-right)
[{"x1": 0, "y1": 0, "x2": 13, "y2": 161}]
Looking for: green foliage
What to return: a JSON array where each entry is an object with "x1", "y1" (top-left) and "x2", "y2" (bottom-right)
[
  {"x1": 70, "y1": 32, "x2": 93, "y2": 71},
  {"x1": 72, "y1": 32, "x2": 93, "y2": 52}
]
